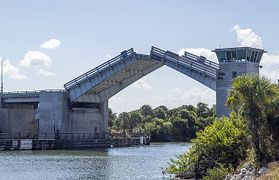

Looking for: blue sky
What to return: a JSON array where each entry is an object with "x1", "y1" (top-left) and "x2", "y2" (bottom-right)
[{"x1": 1, "y1": 1, "x2": 279, "y2": 113}]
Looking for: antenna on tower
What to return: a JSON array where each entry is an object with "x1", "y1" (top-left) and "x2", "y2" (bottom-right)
[{"x1": 1, "y1": 58, "x2": 4, "y2": 95}]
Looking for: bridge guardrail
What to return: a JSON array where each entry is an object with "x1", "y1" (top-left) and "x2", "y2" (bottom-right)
[
  {"x1": 0, "y1": 132, "x2": 37, "y2": 139},
  {"x1": 151, "y1": 46, "x2": 218, "y2": 79},
  {"x1": 1, "y1": 89, "x2": 65, "y2": 97},
  {"x1": 64, "y1": 48, "x2": 135, "y2": 90},
  {"x1": 182, "y1": 53, "x2": 219, "y2": 69}
]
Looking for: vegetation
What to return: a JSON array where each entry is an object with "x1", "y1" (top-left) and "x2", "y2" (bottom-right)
[
  {"x1": 167, "y1": 113, "x2": 248, "y2": 178},
  {"x1": 109, "y1": 103, "x2": 215, "y2": 141},
  {"x1": 227, "y1": 75, "x2": 279, "y2": 166},
  {"x1": 203, "y1": 164, "x2": 233, "y2": 180},
  {"x1": 166, "y1": 75, "x2": 279, "y2": 179}
]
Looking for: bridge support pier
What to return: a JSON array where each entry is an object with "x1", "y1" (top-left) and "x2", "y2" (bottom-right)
[
  {"x1": 64, "y1": 100, "x2": 109, "y2": 135},
  {"x1": 101, "y1": 100, "x2": 109, "y2": 134}
]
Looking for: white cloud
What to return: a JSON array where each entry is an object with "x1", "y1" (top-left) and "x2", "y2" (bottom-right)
[
  {"x1": 232, "y1": 25, "x2": 263, "y2": 48},
  {"x1": 167, "y1": 87, "x2": 215, "y2": 106},
  {"x1": 9, "y1": 74, "x2": 27, "y2": 80},
  {"x1": 230, "y1": 25, "x2": 279, "y2": 82},
  {"x1": 132, "y1": 79, "x2": 152, "y2": 90},
  {"x1": 178, "y1": 48, "x2": 218, "y2": 62},
  {"x1": 260, "y1": 53, "x2": 279, "y2": 83},
  {"x1": 20, "y1": 50, "x2": 52, "y2": 67},
  {"x1": 41, "y1": 39, "x2": 61, "y2": 49},
  {"x1": 37, "y1": 69, "x2": 56, "y2": 77},
  {"x1": 110, "y1": 87, "x2": 215, "y2": 113},
  {"x1": 0, "y1": 57, "x2": 26, "y2": 79}
]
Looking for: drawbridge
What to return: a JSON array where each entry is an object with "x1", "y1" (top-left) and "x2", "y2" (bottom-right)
[
  {"x1": 64, "y1": 46, "x2": 218, "y2": 103},
  {"x1": 1, "y1": 45, "x2": 265, "y2": 137}
]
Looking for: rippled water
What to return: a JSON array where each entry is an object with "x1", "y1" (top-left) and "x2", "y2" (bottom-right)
[{"x1": 0, "y1": 143, "x2": 190, "y2": 180}]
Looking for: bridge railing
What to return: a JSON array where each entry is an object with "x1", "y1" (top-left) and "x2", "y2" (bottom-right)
[
  {"x1": 181, "y1": 51, "x2": 219, "y2": 69},
  {"x1": 0, "y1": 132, "x2": 37, "y2": 139},
  {"x1": 64, "y1": 48, "x2": 135, "y2": 90},
  {"x1": 177, "y1": 54, "x2": 217, "y2": 78},
  {"x1": 57, "y1": 133, "x2": 109, "y2": 140},
  {"x1": 151, "y1": 46, "x2": 218, "y2": 78},
  {"x1": 1, "y1": 89, "x2": 65, "y2": 97}
]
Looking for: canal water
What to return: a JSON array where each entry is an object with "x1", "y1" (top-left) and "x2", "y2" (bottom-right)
[{"x1": 0, "y1": 142, "x2": 190, "y2": 180}]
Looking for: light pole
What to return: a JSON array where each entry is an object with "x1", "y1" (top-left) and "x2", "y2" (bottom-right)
[{"x1": 1, "y1": 58, "x2": 4, "y2": 95}]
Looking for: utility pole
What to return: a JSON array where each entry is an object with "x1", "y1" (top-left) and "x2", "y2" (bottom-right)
[{"x1": 1, "y1": 58, "x2": 4, "y2": 95}]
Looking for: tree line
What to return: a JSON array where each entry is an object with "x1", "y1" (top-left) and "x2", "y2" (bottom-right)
[{"x1": 109, "y1": 102, "x2": 216, "y2": 141}]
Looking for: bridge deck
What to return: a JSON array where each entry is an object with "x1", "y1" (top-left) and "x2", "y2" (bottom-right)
[
  {"x1": 1, "y1": 90, "x2": 64, "y2": 103},
  {"x1": 63, "y1": 46, "x2": 218, "y2": 103}
]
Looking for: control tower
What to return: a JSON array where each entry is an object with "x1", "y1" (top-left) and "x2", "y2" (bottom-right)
[{"x1": 213, "y1": 47, "x2": 266, "y2": 116}]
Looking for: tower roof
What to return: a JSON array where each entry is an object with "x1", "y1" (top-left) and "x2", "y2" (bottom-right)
[{"x1": 212, "y1": 47, "x2": 266, "y2": 63}]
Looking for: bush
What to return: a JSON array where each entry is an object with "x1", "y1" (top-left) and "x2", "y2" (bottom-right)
[
  {"x1": 203, "y1": 164, "x2": 233, "y2": 180},
  {"x1": 167, "y1": 113, "x2": 248, "y2": 179}
]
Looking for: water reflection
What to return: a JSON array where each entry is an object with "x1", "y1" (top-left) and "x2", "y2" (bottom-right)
[{"x1": 0, "y1": 143, "x2": 190, "y2": 180}]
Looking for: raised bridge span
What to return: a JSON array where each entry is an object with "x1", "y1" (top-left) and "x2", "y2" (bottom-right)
[
  {"x1": 64, "y1": 47, "x2": 218, "y2": 103},
  {"x1": 0, "y1": 46, "x2": 264, "y2": 138}
]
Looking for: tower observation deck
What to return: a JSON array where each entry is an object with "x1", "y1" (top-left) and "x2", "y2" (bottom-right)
[{"x1": 212, "y1": 47, "x2": 266, "y2": 116}]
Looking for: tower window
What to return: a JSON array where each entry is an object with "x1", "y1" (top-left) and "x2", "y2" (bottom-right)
[
  {"x1": 231, "y1": 51, "x2": 237, "y2": 60},
  {"x1": 218, "y1": 72, "x2": 225, "y2": 79},
  {"x1": 232, "y1": 71, "x2": 237, "y2": 79}
]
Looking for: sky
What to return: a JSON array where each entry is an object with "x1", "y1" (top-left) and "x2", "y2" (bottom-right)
[{"x1": 0, "y1": 1, "x2": 279, "y2": 113}]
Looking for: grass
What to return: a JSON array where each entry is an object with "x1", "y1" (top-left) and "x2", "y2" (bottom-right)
[{"x1": 257, "y1": 162, "x2": 279, "y2": 180}]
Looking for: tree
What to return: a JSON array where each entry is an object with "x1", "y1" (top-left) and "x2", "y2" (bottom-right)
[
  {"x1": 172, "y1": 117, "x2": 189, "y2": 141},
  {"x1": 129, "y1": 111, "x2": 143, "y2": 133},
  {"x1": 117, "y1": 112, "x2": 130, "y2": 136},
  {"x1": 140, "y1": 105, "x2": 153, "y2": 122},
  {"x1": 179, "y1": 110, "x2": 197, "y2": 139},
  {"x1": 108, "y1": 108, "x2": 117, "y2": 128},
  {"x1": 154, "y1": 106, "x2": 168, "y2": 119},
  {"x1": 226, "y1": 75, "x2": 279, "y2": 166},
  {"x1": 148, "y1": 118, "x2": 172, "y2": 141},
  {"x1": 110, "y1": 103, "x2": 216, "y2": 141},
  {"x1": 196, "y1": 102, "x2": 210, "y2": 118}
]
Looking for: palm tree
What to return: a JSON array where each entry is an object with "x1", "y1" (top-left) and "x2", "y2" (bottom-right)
[{"x1": 226, "y1": 75, "x2": 279, "y2": 166}]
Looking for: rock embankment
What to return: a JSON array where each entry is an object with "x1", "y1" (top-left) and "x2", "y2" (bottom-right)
[{"x1": 226, "y1": 163, "x2": 269, "y2": 180}]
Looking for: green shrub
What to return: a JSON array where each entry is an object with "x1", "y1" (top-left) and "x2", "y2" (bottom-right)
[
  {"x1": 167, "y1": 113, "x2": 248, "y2": 178},
  {"x1": 203, "y1": 164, "x2": 233, "y2": 180}
]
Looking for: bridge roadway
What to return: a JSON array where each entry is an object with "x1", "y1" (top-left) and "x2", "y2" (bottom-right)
[
  {"x1": 1, "y1": 90, "x2": 64, "y2": 104},
  {"x1": 64, "y1": 46, "x2": 218, "y2": 103}
]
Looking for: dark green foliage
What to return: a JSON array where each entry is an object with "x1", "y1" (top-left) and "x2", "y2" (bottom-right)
[
  {"x1": 153, "y1": 106, "x2": 168, "y2": 119},
  {"x1": 140, "y1": 105, "x2": 154, "y2": 122},
  {"x1": 116, "y1": 112, "x2": 130, "y2": 135},
  {"x1": 227, "y1": 75, "x2": 279, "y2": 166},
  {"x1": 167, "y1": 75, "x2": 279, "y2": 178},
  {"x1": 129, "y1": 111, "x2": 143, "y2": 132},
  {"x1": 108, "y1": 108, "x2": 117, "y2": 128},
  {"x1": 196, "y1": 102, "x2": 211, "y2": 118},
  {"x1": 203, "y1": 164, "x2": 233, "y2": 180},
  {"x1": 109, "y1": 102, "x2": 215, "y2": 141},
  {"x1": 167, "y1": 114, "x2": 248, "y2": 178}
]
